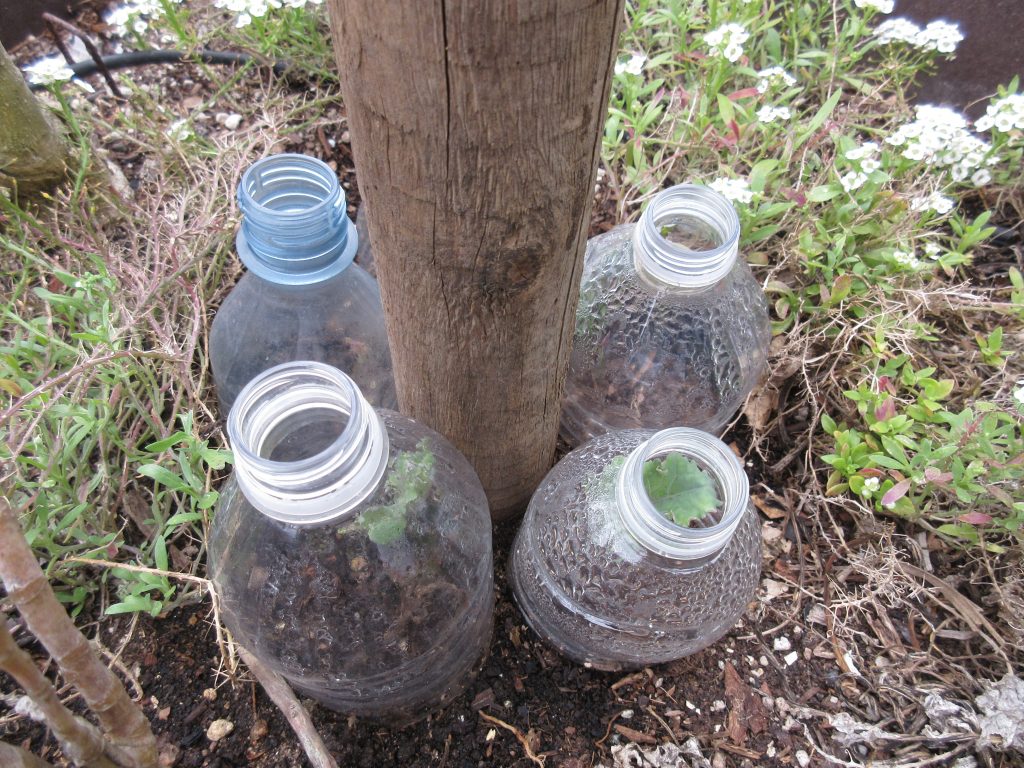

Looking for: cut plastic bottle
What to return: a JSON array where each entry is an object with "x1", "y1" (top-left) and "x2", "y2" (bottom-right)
[
  {"x1": 208, "y1": 362, "x2": 493, "y2": 722},
  {"x1": 562, "y1": 183, "x2": 770, "y2": 444},
  {"x1": 210, "y1": 154, "x2": 397, "y2": 415}
]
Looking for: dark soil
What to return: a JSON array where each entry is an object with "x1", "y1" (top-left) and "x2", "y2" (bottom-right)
[{"x1": 4, "y1": 520, "x2": 841, "y2": 768}]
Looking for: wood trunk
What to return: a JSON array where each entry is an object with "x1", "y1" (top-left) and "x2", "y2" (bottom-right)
[
  {"x1": 327, "y1": 0, "x2": 624, "y2": 518},
  {"x1": 0, "y1": 43, "x2": 69, "y2": 199}
]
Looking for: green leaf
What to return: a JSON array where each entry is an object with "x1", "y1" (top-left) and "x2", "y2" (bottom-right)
[
  {"x1": 137, "y1": 464, "x2": 188, "y2": 492},
  {"x1": 642, "y1": 454, "x2": 720, "y2": 526},
  {"x1": 359, "y1": 505, "x2": 406, "y2": 546}
]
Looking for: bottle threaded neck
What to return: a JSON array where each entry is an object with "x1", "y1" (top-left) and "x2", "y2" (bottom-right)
[
  {"x1": 227, "y1": 361, "x2": 389, "y2": 525},
  {"x1": 236, "y1": 154, "x2": 357, "y2": 285},
  {"x1": 633, "y1": 184, "x2": 740, "y2": 289},
  {"x1": 615, "y1": 428, "x2": 748, "y2": 564}
]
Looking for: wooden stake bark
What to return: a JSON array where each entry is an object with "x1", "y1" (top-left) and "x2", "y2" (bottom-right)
[
  {"x1": 327, "y1": 0, "x2": 624, "y2": 518},
  {"x1": 0, "y1": 498, "x2": 157, "y2": 768},
  {"x1": 0, "y1": 742, "x2": 57, "y2": 768},
  {"x1": 0, "y1": 616, "x2": 117, "y2": 768},
  {"x1": 0, "y1": 43, "x2": 70, "y2": 198}
]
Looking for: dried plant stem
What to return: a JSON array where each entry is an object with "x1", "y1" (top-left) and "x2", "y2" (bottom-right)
[
  {"x1": 236, "y1": 646, "x2": 338, "y2": 768},
  {"x1": 0, "y1": 742, "x2": 57, "y2": 767},
  {"x1": 0, "y1": 498, "x2": 157, "y2": 768},
  {"x1": 0, "y1": 616, "x2": 117, "y2": 767}
]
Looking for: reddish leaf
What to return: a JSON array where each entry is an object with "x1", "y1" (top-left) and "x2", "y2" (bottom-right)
[
  {"x1": 923, "y1": 467, "x2": 953, "y2": 484},
  {"x1": 859, "y1": 467, "x2": 885, "y2": 478},
  {"x1": 782, "y1": 187, "x2": 807, "y2": 205},
  {"x1": 958, "y1": 511, "x2": 992, "y2": 525},
  {"x1": 727, "y1": 87, "x2": 760, "y2": 100},
  {"x1": 881, "y1": 479, "x2": 911, "y2": 507},
  {"x1": 874, "y1": 397, "x2": 897, "y2": 422}
]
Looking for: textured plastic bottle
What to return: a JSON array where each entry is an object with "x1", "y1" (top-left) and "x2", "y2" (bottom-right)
[
  {"x1": 561, "y1": 184, "x2": 770, "y2": 445},
  {"x1": 210, "y1": 154, "x2": 397, "y2": 415},
  {"x1": 208, "y1": 362, "x2": 493, "y2": 722},
  {"x1": 510, "y1": 427, "x2": 760, "y2": 670}
]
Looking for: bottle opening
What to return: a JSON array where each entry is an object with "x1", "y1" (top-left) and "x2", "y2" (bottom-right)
[
  {"x1": 634, "y1": 184, "x2": 740, "y2": 289},
  {"x1": 658, "y1": 215, "x2": 723, "y2": 251},
  {"x1": 236, "y1": 154, "x2": 358, "y2": 286},
  {"x1": 617, "y1": 428, "x2": 748, "y2": 563},
  {"x1": 261, "y1": 407, "x2": 350, "y2": 463},
  {"x1": 640, "y1": 449, "x2": 725, "y2": 530},
  {"x1": 228, "y1": 361, "x2": 389, "y2": 525}
]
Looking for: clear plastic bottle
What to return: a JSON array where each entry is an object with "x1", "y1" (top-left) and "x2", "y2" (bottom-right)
[
  {"x1": 510, "y1": 427, "x2": 760, "y2": 671},
  {"x1": 210, "y1": 154, "x2": 397, "y2": 415},
  {"x1": 208, "y1": 362, "x2": 493, "y2": 721},
  {"x1": 562, "y1": 184, "x2": 770, "y2": 445}
]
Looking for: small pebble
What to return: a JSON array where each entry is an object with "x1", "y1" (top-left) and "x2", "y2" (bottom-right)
[
  {"x1": 201, "y1": 688, "x2": 217, "y2": 702},
  {"x1": 773, "y1": 636, "x2": 792, "y2": 652},
  {"x1": 620, "y1": 709, "x2": 634, "y2": 720},
  {"x1": 759, "y1": 655, "x2": 769, "y2": 666},
  {"x1": 206, "y1": 719, "x2": 234, "y2": 742},
  {"x1": 710, "y1": 700, "x2": 726, "y2": 712},
  {"x1": 784, "y1": 651, "x2": 799, "y2": 666},
  {"x1": 796, "y1": 749, "x2": 811, "y2": 767}
]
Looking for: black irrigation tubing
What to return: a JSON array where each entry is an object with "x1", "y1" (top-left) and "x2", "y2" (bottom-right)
[{"x1": 28, "y1": 49, "x2": 291, "y2": 91}]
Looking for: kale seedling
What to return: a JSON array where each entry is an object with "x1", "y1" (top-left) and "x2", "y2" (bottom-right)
[
  {"x1": 356, "y1": 439, "x2": 435, "y2": 545},
  {"x1": 642, "y1": 453, "x2": 720, "y2": 526}
]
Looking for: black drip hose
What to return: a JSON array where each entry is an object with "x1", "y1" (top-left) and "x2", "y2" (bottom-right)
[{"x1": 29, "y1": 49, "x2": 290, "y2": 91}]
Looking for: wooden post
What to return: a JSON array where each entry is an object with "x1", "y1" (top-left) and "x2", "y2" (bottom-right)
[
  {"x1": 327, "y1": 0, "x2": 624, "y2": 519},
  {"x1": 0, "y1": 43, "x2": 70, "y2": 198}
]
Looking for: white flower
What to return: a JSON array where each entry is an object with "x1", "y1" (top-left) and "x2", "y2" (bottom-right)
[
  {"x1": 704, "y1": 23, "x2": 750, "y2": 63},
  {"x1": 215, "y1": 0, "x2": 283, "y2": 26},
  {"x1": 22, "y1": 55, "x2": 74, "y2": 85},
  {"x1": 1014, "y1": 382, "x2": 1024, "y2": 405},
  {"x1": 916, "y1": 20, "x2": 963, "y2": 53},
  {"x1": 971, "y1": 168, "x2": 992, "y2": 187},
  {"x1": 755, "y1": 66, "x2": 796, "y2": 94},
  {"x1": 862, "y1": 477, "x2": 880, "y2": 495},
  {"x1": 975, "y1": 94, "x2": 1024, "y2": 133},
  {"x1": 839, "y1": 170, "x2": 868, "y2": 192},
  {"x1": 860, "y1": 157, "x2": 881, "y2": 173},
  {"x1": 873, "y1": 17, "x2": 922, "y2": 45},
  {"x1": 886, "y1": 105, "x2": 993, "y2": 182},
  {"x1": 923, "y1": 242, "x2": 943, "y2": 260},
  {"x1": 756, "y1": 105, "x2": 791, "y2": 123},
  {"x1": 708, "y1": 177, "x2": 754, "y2": 204},
  {"x1": 854, "y1": 0, "x2": 894, "y2": 13},
  {"x1": 614, "y1": 53, "x2": 647, "y2": 77},
  {"x1": 892, "y1": 249, "x2": 923, "y2": 269},
  {"x1": 104, "y1": 0, "x2": 167, "y2": 36},
  {"x1": 845, "y1": 141, "x2": 879, "y2": 161},
  {"x1": 910, "y1": 192, "x2": 954, "y2": 214}
]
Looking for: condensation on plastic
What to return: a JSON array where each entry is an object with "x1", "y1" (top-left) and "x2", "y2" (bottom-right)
[
  {"x1": 510, "y1": 428, "x2": 761, "y2": 671},
  {"x1": 209, "y1": 364, "x2": 493, "y2": 722},
  {"x1": 561, "y1": 184, "x2": 770, "y2": 444}
]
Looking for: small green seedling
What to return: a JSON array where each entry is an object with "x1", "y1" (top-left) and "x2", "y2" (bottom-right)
[
  {"x1": 356, "y1": 439, "x2": 435, "y2": 546},
  {"x1": 642, "y1": 453, "x2": 720, "y2": 526}
]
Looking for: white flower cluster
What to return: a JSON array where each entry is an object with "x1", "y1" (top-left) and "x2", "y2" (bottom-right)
[
  {"x1": 873, "y1": 18, "x2": 963, "y2": 53},
  {"x1": 975, "y1": 94, "x2": 1024, "y2": 133},
  {"x1": 105, "y1": 0, "x2": 167, "y2": 36},
  {"x1": 22, "y1": 55, "x2": 74, "y2": 85},
  {"x1": 885, "y1": 105, "x2": 995, "y2": 185},
  {"x1": 215, "y1": 0, "x2": 321, "y2": 28},
  {"x1": 755, "y1": 66, "x2": 796, "y2": 94},
  {"x1": 1014, "y1": 381, "x2": 1024, "y2": 406},
  {"x1": 854, "y1": 0, "x2": 894, "y2": 13},
  {"x1": 708, "y1": 177, "x2": 754, "y2": 204},
  {"x1": 891, "y1": 249, "x2": 924, "y2": 270},
  {"x1": 756, "y1": 105, "x2": 791, "y2": 124},
  {"x1": 910, "y1": 192, "x2": 955, "y2": 215},
  {"x1": 838, "y1": 141, "x2": 881, "y2": 192},
  {"x1": 704, "y1": 23, "x2": 750, "y2": 63},
  {"x1": 614, "y1": 53, "x2": 647, "y2": 77}
]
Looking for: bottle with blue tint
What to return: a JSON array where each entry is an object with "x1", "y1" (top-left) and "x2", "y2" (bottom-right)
[{"x1": 210, "y1": 154, "x2": 397, "y2": 415}]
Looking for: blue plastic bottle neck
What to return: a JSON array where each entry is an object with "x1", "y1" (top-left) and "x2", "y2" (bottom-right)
[{"x1": 236, "y1": 154, "x2": 358, "y2": 286}]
